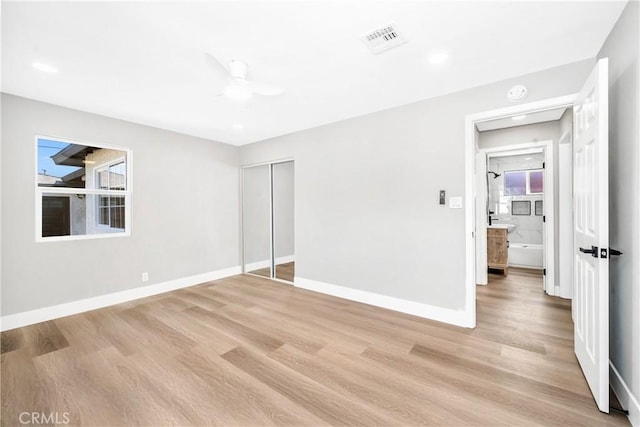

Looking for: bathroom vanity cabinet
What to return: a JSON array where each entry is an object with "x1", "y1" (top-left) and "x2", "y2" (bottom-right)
[{"x1": 487, "y1": 227, "x2": 508, "y2": 275}]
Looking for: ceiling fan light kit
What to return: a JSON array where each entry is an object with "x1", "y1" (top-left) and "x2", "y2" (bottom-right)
[
  {"x1": 223, "y1": 83, "x2": 253, "y2": 101},
  {"x1": 205, "y1": 53, "x2": 284, "y2": 101}
]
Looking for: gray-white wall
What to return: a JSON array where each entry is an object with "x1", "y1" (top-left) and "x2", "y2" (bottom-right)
[
  {"x1": 240, "y1": 59, "x2": 595, "y2": 310},
  {"x1": 598, "y1": 0, "x2": 640, "y2": 420},
  {"x1": 478, "y1": 121, "x2": 561, "y2": 150},
  {"x1": 1, "y1": 93, "x2": 240, "y2": 316}
]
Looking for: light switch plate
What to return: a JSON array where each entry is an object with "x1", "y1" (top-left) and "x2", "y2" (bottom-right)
[{"x1": 449, "y1": 196, "x2": 463, "y2": 209}]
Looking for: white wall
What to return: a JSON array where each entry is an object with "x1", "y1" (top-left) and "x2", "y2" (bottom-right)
[
  {"x1": 597, "y1": 1, "x2": 640, "y2": 424},
  {"x1": 240, "y1": 59, "x2": 595, "y2": 312},
  {"x1": 478, "y1": 121, "x2": 560, "y2": 150},
  {"x1": 1, "y1": 93, "x2": 240, "y2": 316}
]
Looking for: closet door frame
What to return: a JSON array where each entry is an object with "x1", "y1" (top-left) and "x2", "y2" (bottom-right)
[{"x1": 241, "y1": 158, "x2": 294, "y2": 283}]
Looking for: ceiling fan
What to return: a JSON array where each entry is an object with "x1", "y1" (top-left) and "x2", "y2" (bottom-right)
[{"x1": 205, "y1": 53, "x2": 284, "y2": 101}]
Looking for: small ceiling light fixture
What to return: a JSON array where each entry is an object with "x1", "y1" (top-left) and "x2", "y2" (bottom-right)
[
  {"x1": 512, "y1": 115, "x2": 527, "y2": 121},
  {"x1": 428, "y1": 51, "x2": 449, "y2": 65},
  {"x1": 31, "y1": 61, "x2": 58, "y2": 73},
  {"x1": 223, "y1": 84, "x2": 252, "y2": 101},
  {"x1": 507, "y1": 85, "x2": 528, "y2": 101}
]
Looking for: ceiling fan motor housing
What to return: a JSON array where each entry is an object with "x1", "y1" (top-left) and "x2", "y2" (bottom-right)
[{"x1": 229, "y1": 59, "x2": 248, "y2": 79}]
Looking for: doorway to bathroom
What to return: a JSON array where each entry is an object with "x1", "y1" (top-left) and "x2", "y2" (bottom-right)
[
  {"x1": 473, "y1": 103, "x2": 576, "y2": 301},
  {"x1": 479, "y1": 143, "x2": 553, "y2": 291}
]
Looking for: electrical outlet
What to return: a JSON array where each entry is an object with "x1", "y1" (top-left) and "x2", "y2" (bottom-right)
[{"x1": 142, "y1": 272, "x2": 149, "y2": 282}]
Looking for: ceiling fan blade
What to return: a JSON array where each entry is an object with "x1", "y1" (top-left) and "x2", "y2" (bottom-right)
[
  {"x1": 203, "y1": 52, "x2": 230, "y2": 80},
  {"x1": 245, "y1": 80, "x2": 285, "y2": 96}
]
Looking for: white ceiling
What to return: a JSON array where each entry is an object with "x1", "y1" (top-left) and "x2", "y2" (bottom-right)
[
  {"x1": 476, "y1": 107, "x2": 568, "y2": 132},
  {"x1": 1, "y1": 1, "x2": 627, "y2": 146}
]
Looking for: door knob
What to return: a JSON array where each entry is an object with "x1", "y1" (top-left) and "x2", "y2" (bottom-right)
[{"x1": 579, "y1": 245, "x2": 598, "y2": 258}]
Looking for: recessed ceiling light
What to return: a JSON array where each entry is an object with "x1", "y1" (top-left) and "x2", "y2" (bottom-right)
[
  {"x1": 512, "y1": 115, "x2": 527, "y2": 121},
  {"x1": 232, "y1": 123, "x2": 244, "y2": 131},
  {"x1": 428, "y1": 51, "x2": 449, "y2": 65},
  {"x1": 32, "y1": 62, "x2": 58, "y2": 73}
]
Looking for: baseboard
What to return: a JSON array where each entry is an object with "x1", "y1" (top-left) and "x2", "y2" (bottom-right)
[
  {"x1": 244, "y1": 255, "x2": 295, "y2": 272},
  {"x1": 507, "y1": 263, "x2": 544, "y2": 270},
  {"x1": 610, "y1": 360, "x2": 640, "y2": 426},
  {"x1": 0, "y1": 266, "x2": 241, "y2": 332},
  {"x1": 295, "y1": 277, "x2": 469, "y2": 328}
]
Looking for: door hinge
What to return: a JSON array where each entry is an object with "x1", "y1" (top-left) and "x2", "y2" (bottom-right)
[
  {"x1": 543, "y1": 162, "x2": 545, "y2": 169},
  {"x1": 543, "y1": 268, "x2": 546, "y2": 276},
  {"x1": 543, "y1": 215, "x2": 546, "y2": 222}
]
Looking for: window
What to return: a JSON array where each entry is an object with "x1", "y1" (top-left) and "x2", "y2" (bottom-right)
[
  {"x1": 529, "y1": 170, "x2": 544, "y2": 194},
  {"x1": 36, "y1": 136, "x2": 131, "y2": 241},
  {"x1": 96, "y1": 161, "x2": 126, "y2": 230},
  {"x1": 504, "y1": 169, "x2": 543, "y2": 195}
]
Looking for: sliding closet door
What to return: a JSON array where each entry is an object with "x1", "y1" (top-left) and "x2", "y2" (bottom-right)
[
  {"x1": 272, "y1": 161, "x2": 295, "y2": 282},
  {"x1": 242, "y1": 165, "x2": 272, "y2": 278}
]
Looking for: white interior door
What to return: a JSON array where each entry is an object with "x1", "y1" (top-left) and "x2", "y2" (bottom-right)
[{"x1": 573, "y1": 58, "x2": 609, "y2": 413}]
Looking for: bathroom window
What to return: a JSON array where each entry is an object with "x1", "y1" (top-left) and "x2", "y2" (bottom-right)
[
  {"x1": 36, "y1": 136, "x2": 131, "y2": 241},
  {"x1": 529, "y1": 170, "x2": 544, "y2": 194},
  {"x1": 504, "y1": 169, "x2": 543, "y2": 195},
  {"x1": 504, "y1": 171, "x2": 526, "y2": 195}
]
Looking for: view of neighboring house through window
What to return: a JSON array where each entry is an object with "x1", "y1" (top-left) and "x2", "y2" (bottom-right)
[
  {"x1": 96, "y1": 161, "x2": 126, "y2": 229},
  {"x1": 36, "y1": 137, "x2": 130, "y2": 241}
]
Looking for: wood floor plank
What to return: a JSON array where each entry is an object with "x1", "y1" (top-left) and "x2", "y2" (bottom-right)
[
  {"x1": 0, "y1": 328, "x2": 23, "y2": 354},
  {"x1": 221, "y1": 345, "x2": 396, "y2": 426},
  {"x1": 183, "y1": 305, "x2": 284, "y2": 353},
  {"x1": 176, "y1": 346, "x2": 327, "y2": 426}
]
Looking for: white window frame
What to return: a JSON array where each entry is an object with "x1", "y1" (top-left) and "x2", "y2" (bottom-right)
[
  {"x1": 35, "y1": 135, "x2": 133, "y2": 242},
  {"x1": 94, "y1": 158, "x2": 127, "y2": 231}
]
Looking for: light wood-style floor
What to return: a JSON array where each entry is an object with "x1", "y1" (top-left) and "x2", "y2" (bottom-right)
[{"x1": 1, "y1": 269, "x2": 629, "y2": 426}]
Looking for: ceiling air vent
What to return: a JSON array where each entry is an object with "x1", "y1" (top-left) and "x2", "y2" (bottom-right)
[{"x1": 361, "y1": 23, "x2": 407, "y2": 54}]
